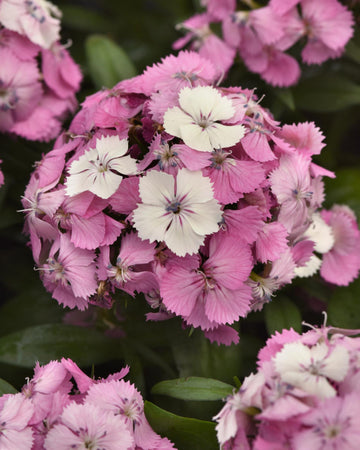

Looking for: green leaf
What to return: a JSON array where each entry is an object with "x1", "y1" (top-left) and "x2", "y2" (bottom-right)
[
  {"x1": 328, "y1": 277, "x2": 360, "y2": 329},
  {"x1": 325, "y1": 169, "x2": 360, "y2": 220},
  {"x1": 0, "y1": 288, "x2": 63, "y2": 337},
  {"x1": 0, "y1": 324, "x2": 121, "y2": 368},
  {"x1": 144, "y1": 401, "x2": 218, "y2": 450},
  {"x1": 275, "y1": 88, "x2": 295, "y2": 111},
  {"x1": 152, "y1": 377, "x2": 234, "y2": 401},
  {"x1": 0, "y1": 378, "x2": 17, "y2": 395},
  {"x1": 345, "y1": 39, "x2": 360, "y2": 64},
  {"x1": 264, "y1": 297, "x2": 302, "y2": 335},
  {"x1": 292, "y1": 75, "x2": 360, "y2": 112},
  {"x1": 85, "y1": 34, "x2": 137, "y2": 89}
]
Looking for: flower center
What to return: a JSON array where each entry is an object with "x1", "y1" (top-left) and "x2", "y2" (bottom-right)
[
  {"x1": 25, "y1": 1, "x2": 46, "y2": 23},
  {"x1": 166, "y1": 201, "x2": 181, "y2": 214}
]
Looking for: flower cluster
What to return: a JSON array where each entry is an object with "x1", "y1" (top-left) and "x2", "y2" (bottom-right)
[
  {"x1": 174, "y1": 0, "x2": 354, "y2": 87},
  {"x1": 0, "y1": 0, "x2": 82, "y2": 141},
  {"x1": 22, "y1": 51, "x2": 360, "y2": 345},
  {"x1": 214, "y1": 321, "x2": 360, "y2": 449},
  {"x1": 0, "y1": 358, "x2": 175, "y2": 449}
]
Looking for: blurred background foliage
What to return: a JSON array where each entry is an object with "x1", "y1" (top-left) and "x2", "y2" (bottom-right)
[{"x1": 0, "y1": 1, "x2": 360, "y2": 448}]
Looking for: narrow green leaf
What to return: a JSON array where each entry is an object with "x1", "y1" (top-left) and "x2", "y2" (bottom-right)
[
  {"x1": 144, "y1": 401, "x2": 218, "y2": 450},
  {"x1": 328, "y1": 277, "x2": 360, "y2": 329},
  {"x1": 293, "y1": 75, "x2": 360, "y2": 112},
  {"x1": 85, "y1": 34, "x2": 137, "y2": 89},
  {"x1": 0, "y1": 378, "x2": 17, "y2": 395},
  {"x1": 152, "y1": 377, "x2": 234, "y2": 401},
  {"x1": 0, "y1": 324, "x2": 121, "y2": 368},
  {"x1": 264, "y1": 297, "x2": 302, "y2": 335}
]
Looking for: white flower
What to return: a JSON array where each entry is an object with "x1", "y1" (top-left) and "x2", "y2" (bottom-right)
[
  {"x1": 163, "y1": 86, "x2": 245, "y2": 152},
  {"x1": 133, "y1": 169, "x2": 222, "y2": 256},
  {"x1": 304, "y1": 213, "x2": 335, "y2": 254},
  {"x1": 294, "y1": 255, "x2": 322, "y2": 278},
  {"x1": 66, "y1": 135, "x2": 137, "y2": 199},
  {"x1": 274, "y1": 342, "x2": 349, "y2": 399}
]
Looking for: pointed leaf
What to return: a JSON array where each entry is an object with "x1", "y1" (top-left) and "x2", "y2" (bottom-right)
[
  {"x1": 0, "y1": 378, "x2": 17, "y2": 395},
  {"x1": 144, "y1": 401, "x2": 218, "y2": 450},
  {"x1": 85, "y1": 34, "x2": 137, "y2": 89},
  {"x1": 0, "y1": 324, "x2": 121, "y2": 368},
  {"x1": 152, "y1": 377, "x2": 233, "y2": 401}
]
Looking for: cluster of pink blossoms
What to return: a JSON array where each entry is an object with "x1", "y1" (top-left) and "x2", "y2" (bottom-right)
[
  {"x1": 22, "y1": 51, "x2": 360, "y2": 345},
  {"x1": 0, "y1": 358, "x2": 175, "y2": 449},
  {"x1": 214, "y1": 322, "x2": 360, "y2": 449},
  {"x1": 174, "y1": 0, "x2": 354, "y2": 86},
  {"x1": 0, "y1": 0, "x2": 82, "y2": 141}
]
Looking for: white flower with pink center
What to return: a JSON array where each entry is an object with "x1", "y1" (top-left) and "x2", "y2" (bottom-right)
[
  {"x1": 66, "y1": 135, "x2": 137, "y2": 199},
  {"x1": 163, "y1": 85, "x2": 245, "y2": 152},
  {"x1": 133, "y1": 168, "x2": 222, "y2": 256},
  {"x1": 274, "y1": 341, "x2": 349, "y2": 399}
]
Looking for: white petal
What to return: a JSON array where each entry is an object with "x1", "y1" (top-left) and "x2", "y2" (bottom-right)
[
  {"x1": 96, "y1": 135, "x2": 129, "y2": 158},
  {"x1": 183, "y1": 201, "x2": 222, "y2": 235},
  {"x1": 111, "y1": 154, "x2": 138, "y2": 175},
  {"x1": 138, "y1": 171, "x2": 174, "y2": 206},
  {"x1": 294, "y1": 255, "x2": 322, "y2": 278},
  {"x1": 176, "y1": 169, "x2": 214, "y2": 204},
  {"x1": 179, "y1": 86, "x2": 235, "y2": 122},
  {"x1": 206, "y1": 123, "x2": 245, "y2": 149},
  {"x1": 133, "y1": 204, "x2": 170, "y2": 243},
  {"x1": 179, "y1": 123, "x2": 213, "y2": 152},
  {"x1": 321, "y1": 345, "x2": 349, "y2": 382},
  {"x1": 66, "y1": 171, "x2": 96, "y2": 197},
  {"x1": 89, "y1": 171, "x2": 122, "y2": 199},
  {"x1": 165, "y1": 214, "x2": 205, "y2": 256},
  {"x1": 163, "y1": 106, "x2": 193, "y2": 138},
  {"x1": 274, "y1": 342, "x2": 311, "y2": 375},
  {"x1": 304, "y1": 213, "x2": 335, "y2": 254}
]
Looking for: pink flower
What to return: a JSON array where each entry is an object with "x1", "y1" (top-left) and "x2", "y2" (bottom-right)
[
  {"x1": 0, "y1": 47, "x2": 42, "y2": 132},
  {"x1": 293, "y1": 394, "x2": 360, "y2": 449},
  {"x1": 39, "y1": 233, "x2": 98, "y2": 310},
  {"x1": 300, "y1": 0, "x2": 354, "y2": 64},
  {"x1": 44, "y1": 402, "x2": 134, "y2": 449},
  {"x1": 160, "y1": 232, "x2": 253, "y2": 326},
  {"x1": 0, "y1": 394, "x2": 34, "y2": 449}
]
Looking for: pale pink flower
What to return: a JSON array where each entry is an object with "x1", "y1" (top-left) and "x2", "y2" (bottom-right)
[
  {"x1": 0, "y1": 394, "x2": 34, "y2": 450},
  {"x1": 0, "y1": 47, "x2": 42, "y2": 132},
  {"x1": 270, "y1": 154, "x2": 313, "y2": 232},
  {"x1": 39, "y1": 233, "x2": 97, "y2": 310},
  {"x1": 133, "y1": 169, "x2": 222, "y2": 257},
  {"x1": 300, "y1": 0, "x2": 354, "y2": 64},
  {"x1": 138, "y1": 50, "x2": 217, "y2": 96},
  {"x1": 0, "y1": 0, "x2": 61, "y2": 49},
  {"x1": 293, "y1": 394, "x2": 360, "y2": 450},
  {"x1": 160, "y1": 233, "x2": 253, "y2": 325},
  {"x1": 44, "y1": 402, "x2": 134, "y2": 450},
  {"x1": 163, "y1": 86, "x2": 245, "y2": 152},
  {"x1": 86, "y1": 380, "x2": 175, "y2": 449}
]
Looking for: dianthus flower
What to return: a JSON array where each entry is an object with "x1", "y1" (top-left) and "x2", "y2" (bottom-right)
[
  {"x1": 175, "y1": 0, "x2": 354, "y2": 86},
  {"x1": 0, "y1": 359, "x2": 176, "y2": 449},
  {"x1": 22, "y1": 51, "x2": 359, "y2": 344},
  {"x1": 0, "y1": 0, "x2": 82, "y2": 141},
  {"x1": 214, "y1": 321, "x2": 360, "y2": 449}
]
